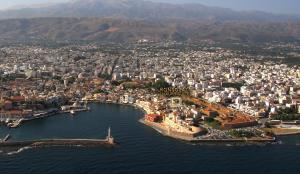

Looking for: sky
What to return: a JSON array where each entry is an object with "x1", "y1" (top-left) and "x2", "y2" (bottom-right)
[
  {"x1": 0, "y1": 0, "x2": 68, "y2": 9},
  {"x1": 155, "y1": 0, "x2": 300, "y2": 15},
  {"x1": 0, "y1": 0, "x2": 299, "y2": 15}
]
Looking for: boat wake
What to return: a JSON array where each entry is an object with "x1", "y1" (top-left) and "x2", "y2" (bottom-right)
[{"x1": 6, "y1": 146, "x2": 32, "y2": 156}]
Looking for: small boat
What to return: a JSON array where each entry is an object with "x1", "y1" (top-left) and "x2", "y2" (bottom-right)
[
  {"x1": 9, "y1": 123, "x2": 19, "y2": 128},
  {"x1": 3, "y1": 134, "x2": 10, "y2": 142},
  {"x1": 5, "y1": 118, "x2": 10, "y2": 124},
  {"x1": 70, "y1": 110, "x2": 75, "y2": 115},
  {"x1": 8, "y1": 119, "x2": 23, "y2": 128}
]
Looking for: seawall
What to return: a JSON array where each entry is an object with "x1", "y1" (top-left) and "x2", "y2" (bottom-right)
[
  {"x1": 140, "y1": 119, "x2": 276, "y2": 144},
  {"x1": 0, "y1": 139, "x2": 115, "y2": 149}
]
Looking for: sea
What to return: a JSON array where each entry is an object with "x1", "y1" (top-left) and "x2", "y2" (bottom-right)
[{"x1": 0, "y1": 103, "x2": 300, "y2": 174}]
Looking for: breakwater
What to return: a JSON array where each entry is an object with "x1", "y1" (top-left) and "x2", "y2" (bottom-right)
[
  {"x1": 0, "y1": 139, "x2": 115, "y2": 149},
  {"x1": 0, "y1": 127, "x2": 116, "y2": 151}
]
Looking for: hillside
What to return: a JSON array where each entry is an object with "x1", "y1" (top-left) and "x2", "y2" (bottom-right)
[
  {"x1": 0, "y1": 0, "x2": 299, "y2": 43},
  {"x1": 0, "y1": 18, "x2": 299, "y2": 42}
]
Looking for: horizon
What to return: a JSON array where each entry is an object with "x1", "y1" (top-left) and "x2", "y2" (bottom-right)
[{"x1": 0, "y1": 0, "x2": 299, "y2": 15}]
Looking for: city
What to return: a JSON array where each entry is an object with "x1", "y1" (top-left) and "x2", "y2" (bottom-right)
[
  {"x1": 0, "y1": 41, "x2": 299, "y2": 141},
  {"x1": 0, "y1": 0, "x2": 300, "y2": 173}
]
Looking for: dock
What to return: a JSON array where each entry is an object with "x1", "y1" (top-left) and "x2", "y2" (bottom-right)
[{"x1": 60, "y1": 108, "x2": 90, "y2": 114}]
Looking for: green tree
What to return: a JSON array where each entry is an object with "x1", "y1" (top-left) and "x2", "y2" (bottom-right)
[{"x1": 152, "y1": 79, "x2": 171, "y2": 89}]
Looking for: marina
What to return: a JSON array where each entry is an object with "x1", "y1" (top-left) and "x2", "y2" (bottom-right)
[{"x1": 0, "y1": 102, "x2": 90, "y2": 128}]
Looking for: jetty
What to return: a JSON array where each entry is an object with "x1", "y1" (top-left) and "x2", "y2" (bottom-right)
[{"x1": 0, "y1": 127, "x2": 116, "y2": 149}]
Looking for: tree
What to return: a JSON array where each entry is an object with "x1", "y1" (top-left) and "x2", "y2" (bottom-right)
[
  {"x1": 152, "y1": 79, "x2": 171, "y2": 89},
  {"x1": 111, "y1": 81, "x2": 121, "y2": 86}
]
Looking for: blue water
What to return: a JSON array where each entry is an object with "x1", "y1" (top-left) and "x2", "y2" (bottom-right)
[{"x1": 0, "y1": 103, "x2": 300, "y2": 174}]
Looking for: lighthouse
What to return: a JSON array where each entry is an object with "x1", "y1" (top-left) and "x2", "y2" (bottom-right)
[{"x1": 106, "y1": 127, "x2": 115, "y2": 144}]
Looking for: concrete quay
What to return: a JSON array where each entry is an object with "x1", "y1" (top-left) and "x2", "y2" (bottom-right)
[
  {"x1": 0, "y1": 127, "x2": 116, "y2": 149},
  {"x1": 0, "y1": 139, "x2": 115, "y2": 148}
]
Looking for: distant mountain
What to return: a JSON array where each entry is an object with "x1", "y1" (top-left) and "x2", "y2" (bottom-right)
[
  {"x1": 0, "y1": 0, "x2": 298, "y2": 22},
  {"x1": 6, "y1": 2, "x2": 60, "y2": 10},
  {"x1": 0, "y1": 0, "x2": 299, "y2": 43},
  {"x1": 0, "y1": 18, "x2": 299, "y2": 43}
]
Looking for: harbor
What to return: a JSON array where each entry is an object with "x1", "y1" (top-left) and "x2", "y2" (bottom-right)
[
  {"x1": 0, "y1": 103, "x2": 300, "y2": 174},
  {"x1": 0, "y1": 99, "x2": 279, "y2": 145},
  {"x1": 0, "y1": 101, "x2": 90, "y2": 128}
]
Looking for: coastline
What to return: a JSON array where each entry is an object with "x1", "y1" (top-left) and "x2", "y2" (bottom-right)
[
  {"x1": 139, "y1": 118, "x2": 276, "y2": 144},
  {"x1": 133, "y1": 101, "x2": 277, "y2": 144},
  {"x1": 134, "y1": 101, "x2": 300, "y2": 138},
  {"x1": 0, "y1": 101, "x2": 288, "y2": 145},
  {"x1": 0, "y1": 101, "x2": 134, "y2": 128}
]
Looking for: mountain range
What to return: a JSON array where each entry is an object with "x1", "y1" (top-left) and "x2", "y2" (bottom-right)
[
  {"x1": 1, "y1": 0, "x2": 298, "y2": 22},
  {"x1": 0, "y1": 0, "x2": 299, "y2": 43}
]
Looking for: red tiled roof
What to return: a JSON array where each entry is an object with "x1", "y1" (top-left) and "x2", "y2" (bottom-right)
[
  {"x1": 4, "y1": 100, "x2": 12, "y2": 104},
  {"x1": 10, "y1": 96, "x2": 25, "y2": 102}
]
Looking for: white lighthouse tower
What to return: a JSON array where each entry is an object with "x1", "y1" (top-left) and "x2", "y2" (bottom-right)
[{"x1": 106, "y1": 127, "x2": 115, "y2": 144}]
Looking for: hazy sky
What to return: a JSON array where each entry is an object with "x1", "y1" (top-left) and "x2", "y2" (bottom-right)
[
  {"x1": 0, "y1": 0, "x2": 68, "y2": 9},
  {"x1": 155, "y1": 0, "x2": 300, "y2": 15},
  {"x1": 0, "y1": 0, "x2": 299, "y2": 15}
]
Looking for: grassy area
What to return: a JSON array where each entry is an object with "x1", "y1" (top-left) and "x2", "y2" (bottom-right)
[
  {"x1": 228, "y1": 129, "x2": 255, "y2": 138},
  {"x1": 204, "y1": 118, "x2": 221, "y2": 129}
]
